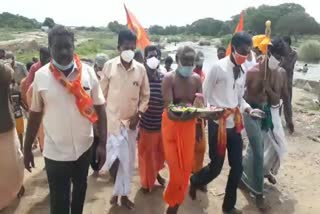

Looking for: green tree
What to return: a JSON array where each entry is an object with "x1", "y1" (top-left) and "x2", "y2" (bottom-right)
[
  {"x1": 108, "y1": 21, "x2": 126, "y2": 33},
  {"x1": 149, "y1": 25, "x2": 165, "y2": 35},
  {"x1": 43, "y1": 17, "x2": 55, "y2": 28},
  {"x1": 0, "y1": 12, "x2": 40, "y2": 29}
]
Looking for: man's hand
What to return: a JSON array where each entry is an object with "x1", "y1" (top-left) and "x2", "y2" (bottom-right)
[
  {"x1": 287, "y1": 122, "x2": 294, "y2": 134},
  {"x1": 96, "y1": 144, "x2": 106, "y2": 170},
  {"x1": 24, "y1": 149, "x2": 35, "y2": 172},
  {"x1": 195, "y1": 123, "x2": 203, "y2": 143},
  {"x1": 129, "y1": 113, "x2": 140, "y2": 130},
  {"x1": 249, "y1": 108, "x2": 266, "y2": 119}
]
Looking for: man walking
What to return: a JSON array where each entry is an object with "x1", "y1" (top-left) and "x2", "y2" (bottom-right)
[
  {"x1": 24, "y1": 25, "x2": 107, "y2": 214},
  {"x1": 100, "y1": 29, "x2": 150, "y2": 209}
]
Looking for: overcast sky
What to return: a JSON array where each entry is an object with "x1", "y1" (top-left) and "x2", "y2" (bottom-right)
[{"x1": 0, "y1": 0, "x2": 318, "y2": 27}]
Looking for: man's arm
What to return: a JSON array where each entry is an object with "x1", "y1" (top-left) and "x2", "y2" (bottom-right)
[
  {"x1": 24, "y1": 78, "x2": 43, "y2": 172},
  {"x1": 99, "y1": 62, "x2": 111, "y2": 99},
  {"x1": 138, "y1": 67, "x2": 150, "y2": 113},
  {"x1": 203, "y1": 64, "x2": 219, "y2": 106},
  {"x1": 265, "y1": 71, "x2": 282, "y2": 106}
]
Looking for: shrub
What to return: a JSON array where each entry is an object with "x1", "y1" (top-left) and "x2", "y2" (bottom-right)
[{"x1": 298, "y1": 40, "x2": 320, "y2": 62}]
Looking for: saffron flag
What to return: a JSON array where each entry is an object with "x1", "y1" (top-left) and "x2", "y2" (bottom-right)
[
  {"x1": 226, "y1": 11, "x2": 244, "y2": 56},
  {"x1": 124, "y1": 4, "x2": 150, "y2": 50}
]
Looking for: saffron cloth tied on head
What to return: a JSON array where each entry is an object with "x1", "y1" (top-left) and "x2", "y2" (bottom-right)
[{"x1": 50, "y1": 54, "x2": 98, "y2": 123}]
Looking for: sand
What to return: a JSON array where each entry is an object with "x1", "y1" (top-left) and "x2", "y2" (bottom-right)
[{"x1": 2, "y1": 87, "x2": 320, "y2": 214}]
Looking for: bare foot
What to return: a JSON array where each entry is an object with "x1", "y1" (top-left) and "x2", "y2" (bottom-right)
[
  {"x1": 17, "y1": 186, "x2": 25, "y2": 198},
  {"x1": 121, "y1": 196, "x2": 135, "y2": 210},
  {"x1": 266, "y1": 174, "x2": 277, "y2": 185},
  {"x1": 110, "y1": 196, "x2": 118, "y2": 206},
  {"x1": 199, "y1": 185, "x2": 208, "y2": 193},
  {"x1": 256, "y1": 195, "x2": 268, "y2": 211},
  {"x1": 140, "y1": 187, "x2": 150, "y2": 194},
  {"x1": 157, "y1": 174, "x2": 166, "y2": 186},
  {"x1": 91, "y1": 171, "x2": 100, "y2": 178},
  {"x1": 189, "y1": 184, "x2": 197, "y2": 200},
  {"x1": 166, "y1": 205, "x2": 179, "y2": 214}
]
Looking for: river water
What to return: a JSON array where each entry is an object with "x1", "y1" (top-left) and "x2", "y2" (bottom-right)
[{"x1": 164, "y1": 42, "x2": 320, "y2": 81}]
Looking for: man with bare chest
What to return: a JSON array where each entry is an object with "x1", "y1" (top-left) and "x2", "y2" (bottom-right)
[
  {"x1": 241, "y1": 38, "x2": 288, "y2": 209},
  {"x1": 161, "y1": 46, "x2": 202, "y2": 214}
]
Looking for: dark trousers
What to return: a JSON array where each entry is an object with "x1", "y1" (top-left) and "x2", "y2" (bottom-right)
[
  {"x1": 190, "y1": 121, "x2": 243, "y2": 212},
  {"x1": 45, "y1": 148, "x2": 91, "y2": 214}
]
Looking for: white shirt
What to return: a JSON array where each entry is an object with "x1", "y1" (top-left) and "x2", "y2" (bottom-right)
[
  {"x1": 203, "y1": 56, "x2": 250, "y2": 128},
  {"x1": 30, "y1": 63, "x2": 105, "y2": 161}
]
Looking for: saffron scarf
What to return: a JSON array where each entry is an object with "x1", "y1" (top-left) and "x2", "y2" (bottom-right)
[
  {"x1": 217, "y1": 107, "x2": 243, "y2": 156},
  {"x1": 49, "y1": 54, "x2": 98, "y2": 123}
]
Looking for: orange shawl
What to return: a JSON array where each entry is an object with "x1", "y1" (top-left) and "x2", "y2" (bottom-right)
[
  {"x1": 217, "y1": 107, "x2": 243, "y2": 156},
  {"x1": 50, "y1": 54, "x2": 98, "y2": 123}
]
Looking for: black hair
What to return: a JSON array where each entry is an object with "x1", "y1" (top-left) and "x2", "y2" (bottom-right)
[
  {"x1": 40, "y1": 47, "x2": 50, "y2": 55},
  {"x1": 118, "y1": 29, "x2": 137, "y2": 46},
  {"x1": 48, "y1": 25, "x2": 74, "y2": 47},
  {"x1": 269, "y1": 37, "x2": 287, "y2": 57},
  {"x1": 165, "y1": 56, "x2": 173, "y2": 64},
  {"x1": 26, "y1": 62, "x2": 34, "y2": 71},
  {"x1": 283, "y1": 36, "x2": 292, "y2": 46},
  {"x1": 144, "y1": 45, "x2": 159, "y2": 58},
  {"x1": 217, "y1": 47, "x2": 226, "y2": 52},
  {"x1": 231, "y1": 32, "x2": 252, "y2": 49}
]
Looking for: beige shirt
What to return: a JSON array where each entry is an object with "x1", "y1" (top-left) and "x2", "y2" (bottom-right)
[
  {"x1": 30, "y1": 63, "x2": 105, "y2": 161},
  {"x1": 100, "y1": 57, "x2": 150, "y2": 135}
]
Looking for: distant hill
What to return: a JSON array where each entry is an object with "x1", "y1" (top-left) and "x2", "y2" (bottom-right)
[{"x1": 0, "y1": 12, "x2": 40, "y2": 29}]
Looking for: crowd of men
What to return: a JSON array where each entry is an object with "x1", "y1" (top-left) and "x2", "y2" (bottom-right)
[{"x1": 0, "y1": 25, "x2": 297, "y2": 214}]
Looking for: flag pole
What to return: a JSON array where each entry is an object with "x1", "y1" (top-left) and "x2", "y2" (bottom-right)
[{"x1": 264, "y1": 20, "x2": 271, "y2": 80}]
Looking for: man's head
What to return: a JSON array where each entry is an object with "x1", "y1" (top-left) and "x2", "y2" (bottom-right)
[
  {"x1": 0, "y1": 49, "x2": 5, "y2": 60},
  {"x1": 283, "y1": 36, "x2": 292, "y2": 47},
  {"x1": 231, "y1": 32, "x2": 252, "y2": 65},
  {"x1": 5, "y1": 51, "x2": 15, "y2": 67},
  {"x1": 26, "y1": 62, "x2": 34, "y2": 71},
  {"x1": 39, "y1": 47, "x2": 50, "y2": 66},
  {"x1": 176, "y1": 46, "x2": 196, "y2": 77},
  {"x1": 48, "y1": 25, "x2": 75, "y2": 66},
  {"x1": 144, "y1": 45, "x2": 160, "y2": 71},
  {"x1": 195, "y1": 51, "x2": 205, "y2": 69},
  {"x1": 118, "y1": 29, "x2": 137, "y2": 64},
  {"x1": 134, "y1": 50, "x2": 144, "y2": 63},
  {"x1": 94, "y1": 53, "x2": 109, "y2": 73},
  {"x1": 164, "y1": 56, "x2": 173, "y2": 72},
  {"x1": 217, "y1": 47, "x2": 226, "y2": 60},
  {"x1": 268, "y1": 37, "x2": 288, "y2": 70}
]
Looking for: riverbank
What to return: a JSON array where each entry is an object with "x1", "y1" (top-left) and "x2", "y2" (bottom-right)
[{"x1": 2, "y1": 87, "x2": 320, "y2": 214}]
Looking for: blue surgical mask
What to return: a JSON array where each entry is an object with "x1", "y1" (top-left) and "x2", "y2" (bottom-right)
[
  {"x1": 178, "y1": 65, "x2": 194, "y2": 77},
  {"x1": 52, "y1": 59, "x2": 74, "y2": 71}
]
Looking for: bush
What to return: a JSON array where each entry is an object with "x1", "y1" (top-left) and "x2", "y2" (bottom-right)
[
  {"x1": 219, "y1": 34, "x2": 232, "y2": 48},
  {"x1": 299, "y1": 40, "x2": 320, "y2": 62}
]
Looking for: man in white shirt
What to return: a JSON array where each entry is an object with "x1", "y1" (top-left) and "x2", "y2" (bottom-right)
[
  {"x1": 24, "y1": 25, "x2": 107, "y2": 214},
  {"x1": 189, "y1": 32, "x2": 263, "y2": 214}
]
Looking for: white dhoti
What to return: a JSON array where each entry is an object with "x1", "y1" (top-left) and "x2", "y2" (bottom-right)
[
  {"x1": 0, "y1": 128, "x2": 24, "y2": 210},
  {"x1": 102, "y1": 127, "x2": 137, "y2": 196},
  {"x1": 264, "y1": 103, "x2": 287, "y2": 176}
]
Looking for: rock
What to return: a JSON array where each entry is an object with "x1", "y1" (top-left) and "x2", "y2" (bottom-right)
[{"x1": 303, "y1": 82, "x2": 313, "y2": 92}]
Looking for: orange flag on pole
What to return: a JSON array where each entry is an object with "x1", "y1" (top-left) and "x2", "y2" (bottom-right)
[
  {"x1": 124, "y1": 4, "x2": 151, "y2": 50},
  {"x1": 226, "y1": 11, "x2": 244, "y2": 56}
]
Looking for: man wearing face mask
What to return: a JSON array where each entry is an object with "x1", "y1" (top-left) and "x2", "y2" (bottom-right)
[
  {"x1": 189, "y1": 32, "x2": 262, "y2": 214},
  {"x1": 240, "y1": 37, "x2": 288, "y2": 210},
  {"x1": 24, "y1": 25, "x2": 107, "y2": 214},
  {"x1": 137, "y1": 45, "x2": 166, "y2": 193},
  {"x1": 100, "y1": 29, "x2": 150, "y2": 210},
  {"x1": 161, "y1": 46, "x2": 203, "y2": 214}
]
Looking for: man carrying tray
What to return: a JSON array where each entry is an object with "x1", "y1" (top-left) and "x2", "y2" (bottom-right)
[{"x1": 189, "y1": 32, "x2": 264, "y2": 214}]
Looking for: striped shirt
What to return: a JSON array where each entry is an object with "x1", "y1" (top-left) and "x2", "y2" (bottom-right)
[{"x1": 140, "y1": 71, "x2": 164, "y2": 131}]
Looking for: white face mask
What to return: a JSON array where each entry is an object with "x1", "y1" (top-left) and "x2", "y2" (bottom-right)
[
  {"x1": 52, "y1": 59, "x2": 74, "y2": 71},
  {"x1": 268, "y1": 55, "x2": 280, "y2": 70},
  {"x1": 146, "y1": 57, "x2": 160, "y2": 70},
  {"x1": 121, "y1": 50, "x2": 135, "y2": 63}
]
